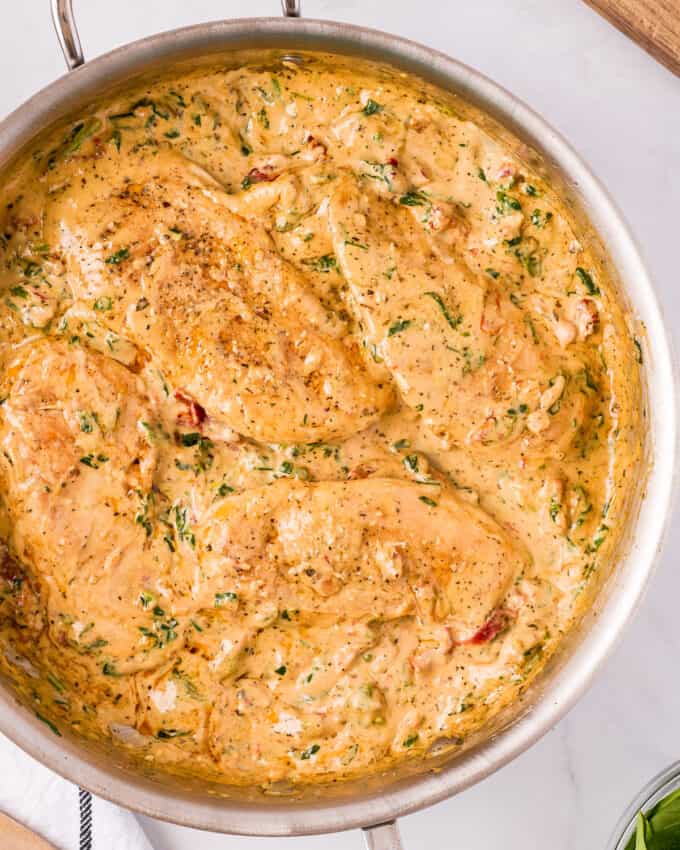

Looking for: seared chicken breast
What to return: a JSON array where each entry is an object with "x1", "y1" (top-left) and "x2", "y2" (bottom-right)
[{"x1": 46, "y1": 150, "x2": 393, "y2": 444}]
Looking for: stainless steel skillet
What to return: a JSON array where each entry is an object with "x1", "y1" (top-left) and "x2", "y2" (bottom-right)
[{"x1": 0, "y1": 1, "x2": 676, "y2": 847}]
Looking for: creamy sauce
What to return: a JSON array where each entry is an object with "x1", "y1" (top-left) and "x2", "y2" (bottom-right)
[{"x1": 0, "y1": 53, "x2": 643, "y2": 786}]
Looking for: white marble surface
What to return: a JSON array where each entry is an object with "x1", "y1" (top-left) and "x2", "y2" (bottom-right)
[{"x1": 1, "y1": 1, "x2": 679, "y2": 848}]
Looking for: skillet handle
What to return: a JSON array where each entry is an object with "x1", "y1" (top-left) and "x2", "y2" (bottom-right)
[
  {"x1": 50, "y1": 0, "x2": 83, "y2": 70},
  {"x1": 363, "y1": 821, "x2": 404, "y2": 850},
  {"x1": 49, "y1": 0, "x2": 302, "y2": 70}
]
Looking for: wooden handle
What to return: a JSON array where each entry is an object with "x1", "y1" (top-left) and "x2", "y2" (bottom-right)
[
  {"x1": 582, "y1": 0, "x2": 680, "y2": 77},
  {"x1": 0, "y1": 812, "x2": 58, "y2": 850}
]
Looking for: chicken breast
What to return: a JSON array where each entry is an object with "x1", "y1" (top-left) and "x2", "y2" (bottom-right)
[
  {"x1": 0, "y1": 339, "x2": 186, "y2": 673},
  {"x1": 328, "y1": 173, "x2": 594, "y2": 454},
  {"x1": 197, "y1": 477, "x2": 524, "y2": 639},
  {"x1": 197, "y1": 476, "x2": 525, "y2": 779},
  {"x1": 45, "y1": 149, "x2": 393, "y2": 444}
]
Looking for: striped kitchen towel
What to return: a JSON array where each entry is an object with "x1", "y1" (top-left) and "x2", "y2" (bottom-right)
[{"x1": 0, "y1": 733, "x2": 154, "y2": 850}]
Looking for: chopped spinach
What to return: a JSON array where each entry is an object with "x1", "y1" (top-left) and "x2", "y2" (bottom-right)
[
  {"x1": 104, "y1": 247, "x2": 129, "y2": 265},
  {"x1": 423, "y1": 291, "x2": 462, "y2": 330},
  {"x1": 388, "y1": 319, "x2": 412, "y2": 337},
  {"x1": 363, "y1": 99, "x2": 383, "y2": 116},
  {"x1": 575, "y1": 267, "x2": 600, "y2": 295}
]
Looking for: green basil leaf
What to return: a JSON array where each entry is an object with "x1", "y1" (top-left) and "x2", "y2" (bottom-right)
[
  {"x1": 648, "y1": 788, "x2": 680, "y2": 831},
  {"x1": 647, "y1": 829, "x2": 680, "y2": 850},
  {"x1": 638, "y1": 786, "x2": 680, "y2": 849},
  {"x1": 635, "y1": 811, "x2": 651, "y2": 850}
]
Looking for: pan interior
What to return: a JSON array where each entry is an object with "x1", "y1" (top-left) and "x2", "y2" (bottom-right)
[{"x1": 0, "y1": 26, "x2": 667, "y2": 835}]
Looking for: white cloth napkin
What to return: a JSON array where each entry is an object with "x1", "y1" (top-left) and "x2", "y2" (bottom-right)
[{"x1": 0, "y1": 733, "x2": 154, "y2": 850}]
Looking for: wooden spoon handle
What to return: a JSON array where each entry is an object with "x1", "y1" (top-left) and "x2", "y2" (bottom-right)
[
  {"x1": 582, "y1": 0, "x2": 680, "y2": 77},
  {"x1": 0, "y1": 811, "x2": 59, "y2": 850}
]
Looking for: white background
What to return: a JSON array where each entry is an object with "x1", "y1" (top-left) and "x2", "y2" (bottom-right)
[{"x1": 1, "y1": 2, "x2": 679, "y2": 848}]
